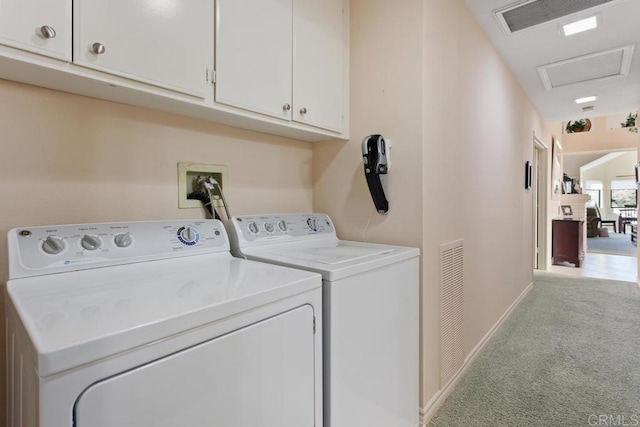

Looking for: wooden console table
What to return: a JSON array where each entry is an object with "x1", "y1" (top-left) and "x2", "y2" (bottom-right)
[{"x1": 552, "y1": 219, "x2": 584, "y2": 267}]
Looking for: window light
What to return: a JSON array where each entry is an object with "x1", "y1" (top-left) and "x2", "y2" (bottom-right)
[
  {"x1": 575, "y1": 96, "x2": 597, "y2": 104},
  {"x1": 563, "y1": 16, "x2": 598, "y2": 36}
]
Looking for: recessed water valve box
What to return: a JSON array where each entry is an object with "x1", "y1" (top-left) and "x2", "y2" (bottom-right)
[{"x1": 178, "y1": 162, "x2": 228, "y2": 209}]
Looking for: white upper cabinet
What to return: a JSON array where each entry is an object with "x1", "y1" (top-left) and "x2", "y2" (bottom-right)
[
  {"x1": 0, "y1": 0, "x2": 71, "y2": 60},
  {"x1": 73, "y1": 0, "x2": 213, "y2": 98},
  {"x1": 215, "y1": 0, "x2": 345, "y2": 133},
  {"x1": 292, "y1": 0, "x2": 343, "y2": 133},
  {"x1": 215, "y1": 0, "x2": 293, "y2": 120}
]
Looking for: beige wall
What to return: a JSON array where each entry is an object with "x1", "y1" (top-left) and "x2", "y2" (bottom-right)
[
  {"x1": 563, "y1": 117, "x2": 638, "y2": 154},
  {"x1": 313, "y1": 0, "x2": 555, "y2": 411},
  {"x1": 0, "y1": 79, "x2": 314, "y2": 424},
  {"x1": 422, "y1": 0, "x2": 553, "y2": 407}
]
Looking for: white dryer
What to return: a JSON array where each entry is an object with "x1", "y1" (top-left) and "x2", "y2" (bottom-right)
[
  {"x1": 6, "y1": 220, "x2": 323, "y2": 427},
  {"x1": 227, "y1": 213, "x2": 420, "y2": 427}
]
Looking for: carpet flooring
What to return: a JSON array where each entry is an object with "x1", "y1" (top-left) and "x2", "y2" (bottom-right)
[
  {"x1": 429, "y1": 272, "x2": 640, "y2": 427},
  {"x1": 587, "y1": 232, "x2": 637, "y2": 257}
]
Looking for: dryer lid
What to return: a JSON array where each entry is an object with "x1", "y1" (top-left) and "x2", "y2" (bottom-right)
[{"x1": 7, "y1": 254, "x2": 320, "y2": 377}]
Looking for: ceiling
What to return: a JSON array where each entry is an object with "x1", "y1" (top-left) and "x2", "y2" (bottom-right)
[{"x1": 465, "y1": 0, "x2": 640, "y2": 122}]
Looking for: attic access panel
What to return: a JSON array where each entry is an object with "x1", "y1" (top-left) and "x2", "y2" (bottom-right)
[
  {"x1": 537, "y1": 45, "x2": 634, "y2": 90},
  {"x1": 496, "y1": 0, "x2": 618, "y2": 34}
]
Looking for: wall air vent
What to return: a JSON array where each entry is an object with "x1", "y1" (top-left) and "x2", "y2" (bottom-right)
[
  {"x1": 537, "y1": 45, "x2": 634, "y2": 91},
  {"x1": 440, "y1": 239, "x2": 464, "y2": 388},
  {"x1": 495, "y1": 0, "x2": 619, "y2": 34}
]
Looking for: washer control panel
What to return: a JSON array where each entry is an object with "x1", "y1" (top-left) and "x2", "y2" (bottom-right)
[
  {"x1": 232, "y1": 213, "x2": 336, "y2": 245},
  {"x1": 8, "y1": 220, "x2": 228, "y2": 279}
]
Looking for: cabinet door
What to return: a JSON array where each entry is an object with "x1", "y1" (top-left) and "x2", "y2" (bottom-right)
[
  {"x1": 292, "y1": 0, "x2": 343, "y2": 132},
  {"x1": 0, "y1": 0, "x2": 71, "y2": 60},
  {"x1": 74, "y1": 0, "x2": 212, "y2": 98},
  {"x1": 216, "y1": 0, "x2": 293, "y2": 120}
]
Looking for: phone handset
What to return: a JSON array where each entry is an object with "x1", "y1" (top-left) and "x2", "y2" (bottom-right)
[{"x1": 362, "y1": 134, "x2": 389, "y2": 214}]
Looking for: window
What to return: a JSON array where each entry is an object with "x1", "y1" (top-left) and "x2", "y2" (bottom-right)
[
  {"x1": 610, "y1": 180, "x2": 637, "y2": 208},
  {"x1": 585, "y1": 180, "x2": 603, "y2": 207},
  {"x1": 585, "y1": 189, "x2": 600, "y2": 207}
]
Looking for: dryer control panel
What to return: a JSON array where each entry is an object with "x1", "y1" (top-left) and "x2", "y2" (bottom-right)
[
  {"x1": 8, "y1": 220, "x2": 229, "y2": 279},
  {"x1": 231, "y1": 213, "x2": 336, "y2": 246}
]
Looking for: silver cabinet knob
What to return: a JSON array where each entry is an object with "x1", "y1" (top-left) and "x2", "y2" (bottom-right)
[
  {"x1": 91, "y1": 42, "x2": 106, "y2": 54},
  {"x1": 300, "y1": 107, "x2": 308, "y2": 115},
  {"x1": 283, "y1": 103, "x2": 291, "y2": 111},
  {"x1": 40, "y1": 26, "x2": 56, "y2": 39}
]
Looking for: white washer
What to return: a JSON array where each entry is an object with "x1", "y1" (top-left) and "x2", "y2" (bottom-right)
[
  {"x1": 228, "y1": 213, "x2": 420, "y2": 427},
  {"x1": 6, "y1": 220, "x2": 323, "y2": 427}
]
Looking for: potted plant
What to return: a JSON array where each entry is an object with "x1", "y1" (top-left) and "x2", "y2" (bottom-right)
[
  {"x1": 565, "y1": 118, "x2": 591, "y2": 133},
  {"x1": 620, "y1": 113, "x2": 638, "y2": 133}
]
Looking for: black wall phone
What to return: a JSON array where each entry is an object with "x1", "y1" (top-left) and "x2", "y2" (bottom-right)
[{"x1": 362, "y1": 134, "x2": 389, "y2": 214}]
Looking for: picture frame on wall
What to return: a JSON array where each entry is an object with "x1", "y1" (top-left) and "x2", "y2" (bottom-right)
[
  {"x1": 561, "y1": 205, "x2": 573, "y2": 216},
  {"x1": 635, "y1": 162, "x2": 640, "y2": 185}
]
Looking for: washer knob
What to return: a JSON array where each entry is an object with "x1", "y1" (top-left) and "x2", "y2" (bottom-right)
[
  {"x1": 247, "y1": 222, "x2": 260, "y2": 235},
  {"x1": 307, "y1": 218, "x2": 318, "y2": 231},
  {"x1": 278, "y1": 220, "x2": 288, "y2": 232},
  {"x1": 114, "y1": 232, "x2": 133, "y2": 248},
  {"x1": 42, "y1": 236, "x2": 65, "y2": 255},
  {"x1": 180, "y1": 227, "x2": 198, "y2": 243},
  {"x1": 81, "y1": 235, "x2": 101, "y2": 251},
  {"x1": 264, "y1": 222, "x2": 275, "y2": 233}
]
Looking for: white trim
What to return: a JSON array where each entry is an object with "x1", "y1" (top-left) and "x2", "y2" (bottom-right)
[
  {"x1": 419, "y1": 282, "x2": 534, "y2": 426},
  {"x1": 534, "y1": 133, "x2": 549, "y2": 270}
]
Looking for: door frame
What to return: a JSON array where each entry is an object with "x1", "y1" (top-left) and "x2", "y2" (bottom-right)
[{"x1": 534, "y1": 133, "x2": 549, "y2": 270}]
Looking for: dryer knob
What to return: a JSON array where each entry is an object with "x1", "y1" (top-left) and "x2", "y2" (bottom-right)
[
  {"x1": 114, "y1": 232, "x2": 133, "y2": 248},
  {"x1": 81, "y1": 235, "x2": 102, "y2": 251},
  {"x1": 277, "y1": 220, "x2": 288, "y2": 232},
  {"x1": 42, "y1": 236, "x2": 65, "y2": 255},
  {"x1": 307, "y1": 218, "x2": 318, "y2": 231},
  {"x1": 264, "y1": 222, "x2": 275, "y2": 233},
  {"x1": 247, "y1": 222, "x2": 260, "y2": 235},
  {"x1": 180, "y1": 227, "x2": 198, "y2": 243}
]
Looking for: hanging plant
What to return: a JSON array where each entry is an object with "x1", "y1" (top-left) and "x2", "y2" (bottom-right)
[
  {"x1": 565, "y1": 118, "x2": 591, "y2": 133},
  {"x1": 620, "y1": 113, "x2": 638, "y2": 133}
]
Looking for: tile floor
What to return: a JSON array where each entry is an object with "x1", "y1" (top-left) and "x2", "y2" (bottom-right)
[{"x1": 547, "y1": 252, "x2": 638, "y2": 283}]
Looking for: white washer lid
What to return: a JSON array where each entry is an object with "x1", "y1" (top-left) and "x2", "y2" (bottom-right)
[
  {"x1": 241, "y1": 240, "x2": 420, "y2": 281},
  {"x1": 7, "y1": 253, "x2": 320, "y2": 377}
]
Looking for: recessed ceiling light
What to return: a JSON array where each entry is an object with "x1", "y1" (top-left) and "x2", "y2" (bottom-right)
[
  {"x1": 563, "y1": 16, "x2": 598, "y2": 37},
  {"x1": 582, "y1": 106, "x2": 595, "y2": 113},
  {"x1": 575, "y1": 96, "x2": 597, "y2": 104}
]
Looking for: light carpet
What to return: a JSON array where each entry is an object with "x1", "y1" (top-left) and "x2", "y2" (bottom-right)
[
  {"x1": 429, "y1": 272, "x2": 640, "y2": 427},
  {"x1": 587, "y1": 232, "x2": 636, "y2": 257}
]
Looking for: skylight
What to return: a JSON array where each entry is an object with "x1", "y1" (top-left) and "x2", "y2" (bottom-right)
[{"x1": 563, "y1": 16, "x2": 598, "y2": 36}]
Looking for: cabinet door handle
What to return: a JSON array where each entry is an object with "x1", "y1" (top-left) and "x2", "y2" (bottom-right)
[
  {"x1": 40, "y1": 26, "x2": 56, "y2": 39},
  {"x1": 300, "y1": 107, "x2": 308, "y2": 115},
  {"x1": 283, "y1": 103, "x2": 291, "y2": 111},
  {"x1": 91, "y1": 42, "x2": 106, "y2": 55}
]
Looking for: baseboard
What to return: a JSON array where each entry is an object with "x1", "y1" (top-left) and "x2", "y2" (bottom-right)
[{"x1": 419, "y1": 281, "x2": 534, "y2": 426}]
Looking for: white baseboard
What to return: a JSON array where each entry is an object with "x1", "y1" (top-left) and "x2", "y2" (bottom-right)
[{"x1": 419, "y1": 281, "x2": 534, "y2": 425}]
